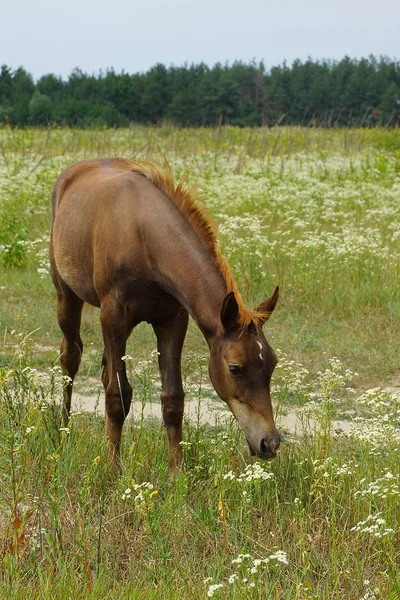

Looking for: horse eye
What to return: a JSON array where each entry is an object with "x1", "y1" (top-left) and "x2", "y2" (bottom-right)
[{"x1": 228, "y1": 364, "x2": 243, "y2": 377}]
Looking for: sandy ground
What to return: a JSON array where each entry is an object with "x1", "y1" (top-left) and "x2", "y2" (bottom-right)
[{"x1": 72, "y1": 388, "x2": 356, "y2": 436}]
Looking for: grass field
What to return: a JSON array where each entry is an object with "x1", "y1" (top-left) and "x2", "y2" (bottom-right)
[{"x1": 0, "y1": 126, "x2": 400, "y2": 598}]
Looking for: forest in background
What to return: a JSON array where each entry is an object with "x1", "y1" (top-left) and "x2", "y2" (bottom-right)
[{"x1": 0, "y1": 55, "x2": 399, "y2": 128}]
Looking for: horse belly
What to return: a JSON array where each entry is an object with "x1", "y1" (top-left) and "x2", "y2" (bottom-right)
[{"x1": 52, "y1": 228, "x2": 100, "y2": 307}]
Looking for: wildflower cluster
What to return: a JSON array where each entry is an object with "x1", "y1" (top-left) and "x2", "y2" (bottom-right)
[
  {"x1": 349, "y1": 418, "x2": 400, "y2": 457},
  {"x1": 179, "y1": 440, "x2": 192, "y2": 450},
  {"x1": 356, "y1": 387, "x2": 399, "y2": 415},
  {"x1": 298, "y1": 358, "x2": 357, "y2": 433},
  {"x1": 360, "y1": 581, "x2": 380, "y2": 600},
  {"x1": 224, "y1": 462, "x2": 275, "y2": 483},
  {"x1": 349, "y1": 387, "x2": 400, "y2": 456},
  {"x1": 354, "y1": 471, "x2": 399, "y2": 500},
  {"x1": 205, "y1": 583, "x2": 224, "y2": 597},
  {"x1": 121, "y1": 482, "x2": 159, "y2": 517},
  {"x1": 273, "y1": 349, "x2": 310, "y2": 398},
  {"x1": 317, "y1": 357, "x2": 357, "y2": 403},
  {"x1": 210, "y1": 431, "x2": 237, "y2": 454},
  {"x1": 122, "y1": 349, "x2": 160, "y2": 377},
  {"x1": 350, "y1": 513, "x2": 395, "y2": 538},
  {"x1": 0, "y1": 359, "x2": 74, "y2": 446},
  {"x1": 199, "y1": 148, "x2": 400, "y2": 306},
  {"x1": 313, "y1": 456, "x2": 357, "y2": 478},
  {"x1": 205, "y1": 550, "x2": 288, "y2": 596}
]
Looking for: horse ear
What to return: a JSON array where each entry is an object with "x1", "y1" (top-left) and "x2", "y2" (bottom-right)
[
  {"x1": 255, "y1": 286, "x2": 279, "y2": 325},
  {"x1": 220, "y1": 291, "x2": 240, "y2": 331}
]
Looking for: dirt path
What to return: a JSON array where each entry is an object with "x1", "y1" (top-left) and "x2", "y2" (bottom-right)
[{"x1": 72, "y1": 390, "x2": 355, "y2": 436}]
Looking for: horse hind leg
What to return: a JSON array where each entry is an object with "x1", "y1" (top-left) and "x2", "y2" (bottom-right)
[
  {"x1": 101, "y1": 350, "x2": 109, "y2": 389},
  {"x1": 57, "y1": 289, "x2": 84, "y2": 425},
  {"x1": 100, "y1": 296, "x2": 132, "y2": 464}
]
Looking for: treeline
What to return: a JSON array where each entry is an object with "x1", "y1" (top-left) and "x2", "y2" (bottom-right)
[{"x1": 0, "y1": 56, "x2": 399, "y2": 128}]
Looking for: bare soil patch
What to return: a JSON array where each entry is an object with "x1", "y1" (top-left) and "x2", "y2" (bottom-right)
[{"x1": 72, "y1": 389, "x2": 356, "y2": 435}]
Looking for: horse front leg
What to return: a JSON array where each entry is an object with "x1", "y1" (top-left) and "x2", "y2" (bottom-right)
[
  {"x1": 152, "y1": 307, "x2": 189, "y2": 476},
  {"x1": 100, "y1": 297, "x2": 132, "y2": 465},
  {"x1": 56, "y1": 289, "x2": 84, "y2": 426}
]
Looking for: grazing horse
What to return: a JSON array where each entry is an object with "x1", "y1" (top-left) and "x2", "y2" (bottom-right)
[{"x1": 50, "y1": 158, "x2": 280, "y2": 473}]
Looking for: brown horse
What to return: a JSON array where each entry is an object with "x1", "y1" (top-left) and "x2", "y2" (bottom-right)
[{"x1": 50, "y1": 158, "x2": 280, "y2": 474}]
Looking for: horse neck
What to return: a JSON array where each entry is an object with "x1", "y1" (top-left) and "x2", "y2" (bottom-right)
[{"x1": 156, "y1": 241, "x2": 228, "y2": 344}]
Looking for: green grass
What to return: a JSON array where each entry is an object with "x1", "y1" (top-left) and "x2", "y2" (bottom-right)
[
  {"x1": 1, "y1": 125, "x2": 400, "y2": 598},
  {"x1": 1, "y1": 125, "x2": 400, "y2": 381},
  {"x1": 0, "y1": 346, "x2": 399, "y2": 599}
]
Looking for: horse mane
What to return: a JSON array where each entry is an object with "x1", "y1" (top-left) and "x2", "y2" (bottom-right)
[{"x1": 129, "y1": 159, "x2": 268, "y2": 329}]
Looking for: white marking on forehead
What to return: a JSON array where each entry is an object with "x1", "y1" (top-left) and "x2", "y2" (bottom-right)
[{"x1": 256, "y1": 340, "x2": 263, "y2": 361}]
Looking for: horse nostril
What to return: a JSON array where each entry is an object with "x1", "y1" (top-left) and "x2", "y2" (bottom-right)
[
  {"x1": 270, "y1": 437, "x2": 280, "y2": 453},
  {"x1": 260, "y1": 438, "x2": 269, "y2": 455},
  {"x1": 259, "y1": 436, "x2": 280, "y2": 458}
]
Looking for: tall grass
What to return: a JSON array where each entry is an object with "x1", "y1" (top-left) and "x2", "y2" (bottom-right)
[
  {"x1": 1, "y1": 125, "x2": 399, "y2": 380},
  {"x1": 0, "y1": 335, "x2": 399, "y2": 599},
  {"x1": 0, "y1": 125, "x2": 400, "y2": 598}
]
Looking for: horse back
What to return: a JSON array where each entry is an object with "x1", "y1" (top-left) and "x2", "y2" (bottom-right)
[
  {"x1": 50, "y1": 158, "x2": 173, "y2": 311},
  {"x1": 52, "y1": 158, "x2": 134, "y2": 219}
]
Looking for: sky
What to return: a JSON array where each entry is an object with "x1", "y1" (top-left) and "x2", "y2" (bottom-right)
[{"x1": 1, "y1": 0, "x2": 399, "y2": 80}]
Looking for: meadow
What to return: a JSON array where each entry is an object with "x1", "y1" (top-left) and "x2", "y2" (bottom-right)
[{"x1": 0, "y1": 126, "x2": 399, "y2": 599}]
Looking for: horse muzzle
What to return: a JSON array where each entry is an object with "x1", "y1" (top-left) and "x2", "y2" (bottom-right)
[{"x1": 247, "y1": 434, "x2": 281, "y2": 459}]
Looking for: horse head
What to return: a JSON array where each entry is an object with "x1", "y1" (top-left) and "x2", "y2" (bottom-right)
[{"x1": 208, "y1": 286, "x2": 280, "y2": 459}]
